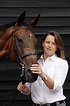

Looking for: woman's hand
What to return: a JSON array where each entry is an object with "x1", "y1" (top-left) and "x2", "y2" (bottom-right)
[
  {"x1": 30, "y1": 63, "x2": 43, "y2": 76},
  {"x1": 17, "y1": 82, "x2": 25, "y2": 92},
  {"x1": 30, "y1": 63, "x2": 54, "y2": 89},
  {"x1": 17, "y1": 82, "x2": 30, "y2": 94}
]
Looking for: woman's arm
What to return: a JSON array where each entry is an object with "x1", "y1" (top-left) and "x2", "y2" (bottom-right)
[
  {"x1": 30, "y1": 64, "x2": 54, "y2": 89},
  {"x1": 40, "y1": 71, "x2": 54, "y2": 89}
]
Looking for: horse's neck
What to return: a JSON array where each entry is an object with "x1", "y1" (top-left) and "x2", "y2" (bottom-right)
[
  {"x1": 0, "y1": 30, "x2": 5, "y2": 38},
  {"x1": 0, "y1": 26, "x2": 15, "y2": 51}
]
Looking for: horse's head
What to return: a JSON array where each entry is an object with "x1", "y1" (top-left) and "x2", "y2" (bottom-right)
[
  {"x1": 11, "y1": 24, "x2": 38, "y2": 83},
  {"x1": 0, "y1": 11, "x2": 40, "y2": 83}
]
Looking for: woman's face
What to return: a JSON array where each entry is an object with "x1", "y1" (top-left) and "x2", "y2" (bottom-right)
[{"x1": 42, "y1": 35, "x2": 57, "y2": 58}]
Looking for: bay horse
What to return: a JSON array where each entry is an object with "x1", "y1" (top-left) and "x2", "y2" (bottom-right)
[{"x1": 0, "y1": 11, "x2": 40, "y2": 84}]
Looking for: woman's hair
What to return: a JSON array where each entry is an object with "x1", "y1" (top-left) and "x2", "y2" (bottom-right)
[{"x1": 41, "y1": 31, "x2": 65, "y2": 59}]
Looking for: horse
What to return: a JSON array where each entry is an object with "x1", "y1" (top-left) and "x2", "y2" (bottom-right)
[{"x1": 0, "y1": 11, "x2": 40, "y2": 84}]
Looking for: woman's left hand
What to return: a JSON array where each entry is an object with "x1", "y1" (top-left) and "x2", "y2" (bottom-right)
[{"x1": 30, "y1": 63, "x2": 43, "y2": 75}]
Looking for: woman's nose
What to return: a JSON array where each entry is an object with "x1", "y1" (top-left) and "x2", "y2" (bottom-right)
[{"x1": 48, "y1": 43, "x2": 52, "y2": 46}]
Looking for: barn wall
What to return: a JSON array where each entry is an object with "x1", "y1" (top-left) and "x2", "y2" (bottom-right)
[{"x1": 0, "y1": 0, "x2": 70, "y2": 106}]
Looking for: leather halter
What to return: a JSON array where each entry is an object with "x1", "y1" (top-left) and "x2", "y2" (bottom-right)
[{"x1": 11, "y1": 25, "x2": 36, "y2": 66}]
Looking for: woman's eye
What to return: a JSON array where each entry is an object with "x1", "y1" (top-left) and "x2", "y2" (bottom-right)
[
  {"x1": 52, "y1": 42, "x2": 55, "y2": 45},
  {"x1": 46, "y1": 41, "x2": 50, "y2": 44}
]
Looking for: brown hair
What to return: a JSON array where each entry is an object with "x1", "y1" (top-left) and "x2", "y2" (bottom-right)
[{"x1": 42, "y1": 31, "x2": 65, "y2": 59}]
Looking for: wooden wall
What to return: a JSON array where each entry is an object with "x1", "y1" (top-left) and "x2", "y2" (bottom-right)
[{"x1": 0, "y1": 0, "x2": 70, "y2": 106}]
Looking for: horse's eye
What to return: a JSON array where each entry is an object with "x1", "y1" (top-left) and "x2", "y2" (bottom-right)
[{"x1": 17, "y1": 37, "x2": 23, "y2": 43}]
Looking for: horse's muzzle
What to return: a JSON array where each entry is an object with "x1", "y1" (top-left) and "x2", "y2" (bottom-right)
[{"x1": 20, "y1": 68, "x2": 38, "y2": 84}]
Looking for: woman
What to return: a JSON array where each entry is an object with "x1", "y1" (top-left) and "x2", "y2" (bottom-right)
[{"x1": 17, "y1": 31, "x2": 69, "y2": 106}]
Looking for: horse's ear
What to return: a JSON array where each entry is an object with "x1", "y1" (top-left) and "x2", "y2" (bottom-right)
[
  {"x1": 29, "y1": 14, "x2": 40, "y2": 27},
  {"x1": 16, "y1": 11, "x2": 26, "y2": 26}
]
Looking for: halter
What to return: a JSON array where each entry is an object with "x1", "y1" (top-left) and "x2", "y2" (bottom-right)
[{"x1": 11, "y1": 25, "x2": 37, "y2": 83}]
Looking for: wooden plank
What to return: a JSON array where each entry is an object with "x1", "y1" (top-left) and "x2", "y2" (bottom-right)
[
  {"x1": 26, "y1": 17, "x2": 70, "y2": 27},
  {"x1": 0, "y1": 7, "x2": 70, "y2": 17},
  {"x1": 64, "y1": 89, "x2": 70, "y2": 99},
  {"x1": 0, "y1": 81, "x2": 19, "y2": 90},
  {"x1": 64, "y1": 79, "x2": 70, "y2": 89},
  {"x1": 33, "y1": 26, "x2": 70, "y2": 34},
  {"x1": 0, "y1": 17, "x2": 70, "y2": 27},
  {"x1": 0, "y1": 0, "x2": 70, "y2": 7},
  {"x1": 65, "y1": 99, "x2": 70, "y2": 106},
  {"x1": 0, "y1": 68, "x2": 21, "y2": 81},
  {"x1": 0, "y1": 100, "x2": 33, "y2": 106},
  {"x1": 0, "y1": 90, "x2": 31, "y2": 100}
]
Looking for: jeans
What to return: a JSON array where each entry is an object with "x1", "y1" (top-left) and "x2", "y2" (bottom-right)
[
  {"x1": 59, "y1": 101, "x2": 66, "y2": 106},
  {"x1": 32, "y1": 100, "x2": 66, "y2": 106}
]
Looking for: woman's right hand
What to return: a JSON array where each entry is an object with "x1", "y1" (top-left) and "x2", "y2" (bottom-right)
[
  {"x1": 17, "y1": 82, "x2": 25, "y2": 92},
  {"x1": 17, "y1": 82, "x2": 30, "y2": 94}
]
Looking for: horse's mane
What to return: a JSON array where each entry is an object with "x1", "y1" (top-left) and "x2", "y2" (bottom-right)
[
  {"x1": 0, "y1": 22, "x2": 16, "y2": 30},
  {"x1": 0, "y1": 21, "x2": 34, "y2": 32}
]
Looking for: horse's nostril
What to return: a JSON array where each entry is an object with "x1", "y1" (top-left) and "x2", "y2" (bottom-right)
[
  {"x1": 28, "y1": 69, "x2": 31, "y2": 73},
  {"x1": 28, "y1": 69, "x2": 30, "y2": 71}
]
